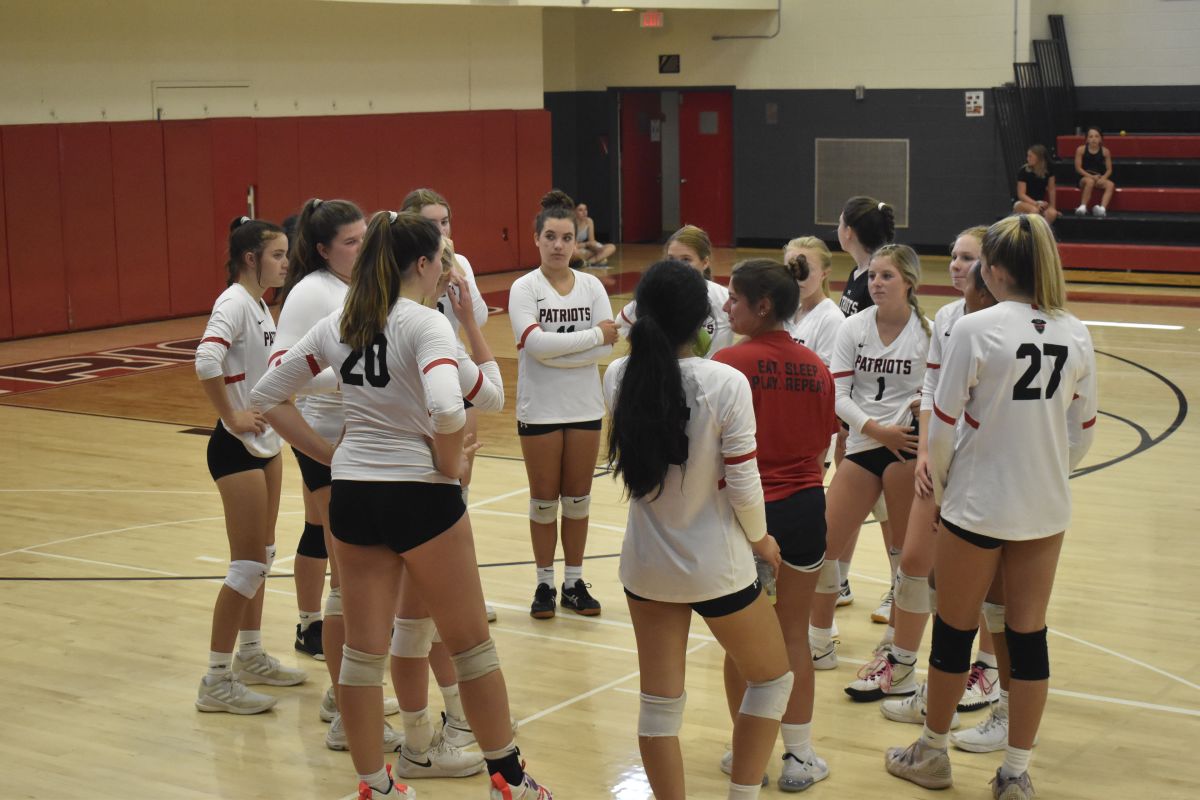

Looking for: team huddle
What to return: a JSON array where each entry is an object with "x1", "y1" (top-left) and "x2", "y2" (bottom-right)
[{"x1": 193, "y1": 188, "x2": 1097, "y2": 800}]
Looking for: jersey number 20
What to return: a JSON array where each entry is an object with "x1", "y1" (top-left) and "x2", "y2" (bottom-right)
[
  {"x1": 1012, "y1": 343, "x2": 1067, "y2": 400},
  {"x1": 340, "y1": 334, "x2": 390, "y2": 388}
]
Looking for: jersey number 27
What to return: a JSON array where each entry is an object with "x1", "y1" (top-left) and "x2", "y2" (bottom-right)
[
  {"x1": 340, "y1": 334, "x2": 391, "y2": 388},
  {"x1": 1012, "y1": 343, "x2": 1067, "y2": 400}
]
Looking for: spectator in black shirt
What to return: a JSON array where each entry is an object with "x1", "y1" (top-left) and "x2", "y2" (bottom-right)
[{"x1": 1013, "y1": 144, "x2": 1058, "y2": 223}]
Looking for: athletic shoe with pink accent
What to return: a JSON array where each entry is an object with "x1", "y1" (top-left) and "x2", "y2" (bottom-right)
[
  {"x1": 958, "y1": 661, "x2": 1000, "y2": 711},
  {"x1": 844, "y1": 651, "x2": 916, "y2": 702},
  {"x1": 340, "y1": 765, "x2": 416, "y2": 799},
  {"x1": 489, "y1": 771, "x2": 552, "y2": 799}
]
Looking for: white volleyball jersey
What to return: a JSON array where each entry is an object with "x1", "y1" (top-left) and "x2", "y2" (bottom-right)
[
  {"x1": 830, "y1": 306, "x2": 930, "y2": 456},
  {"x1": 435, "y1": 253, "x2": 489, "y2": 336},
  {"x1": 930, "y1": 301, "x2": 1097, "y2": 540},
  {"x1": 920, "y1": 299, "x2": 965, "y2": 413},
  {"x1": 272, "y1": 269, "x2": 348, "y2": 442},
  {"x1": 251, "y1": 299, "x2": 465, "y2": 484},
  {"x1": 785, "y1": 297, "x2": 845, "y2": 366},
  {"x1": 195, "y1": 283, "x2": 281, "y2": 458},
  {"x1": 616, "y1": 280, "x2": 733, "y2": 359},
  {"x1": 509, "y1": 268, "x2": 614, "y2": 424},
  {"x1": 605, "y1": 357, "x2": 761, "y2": 604}
]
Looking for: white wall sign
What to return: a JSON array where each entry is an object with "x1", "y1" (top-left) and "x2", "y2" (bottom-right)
[{"x1": 965, "y1": 90, "x2": 985, "y2": 117}]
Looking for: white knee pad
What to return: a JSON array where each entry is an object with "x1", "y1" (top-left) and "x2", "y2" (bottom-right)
[
  {"x1": 816, "y1": 558, "x2": 841, "y2": 594},
  {"x1": 560, "y1": 494, "x2": 591, "y2": 520},
  {"x1": 324, "y1": 586, "x2": 343, "y2": 617},
  {"x1": 452, "y1": 637, "x2": 501, "y2": 682},
  {"x1": 339, "y1": 645, "x2": 386, "y2": 687},
  {"x1": 264, "y1": 543, "x2": 277, "y2": 573},
  {"x1": 529, "y1": 498, "x2": 559, "y2": 524},
  {"x1": 389, "y1": 617, "x2": 436, "y2": 658},
  {"x1": 224, "y1": 560, "x2": 267, "y2": 599},
  {"x1": 872, "y1": 494, "x2": 889, "y2": 523},
  {"x1": 894, "y1": 569, "x2": 931, "y2": 614},
  {"x1": 638, "y1": 692, "x2": 686, "y2": 737},
  {"x1": 739, "y1": 671, "x2": 794, "y2": 721},
  {"x1": 982, "y1": 602, "x2": 1006, "y2": 634}
]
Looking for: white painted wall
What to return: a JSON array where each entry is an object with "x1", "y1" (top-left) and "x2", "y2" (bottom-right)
[{"x1": 0, "y1": 0, "x2": 545, "y2": 125}]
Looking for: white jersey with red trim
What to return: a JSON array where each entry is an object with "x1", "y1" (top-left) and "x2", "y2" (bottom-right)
[
  {"x1": 604, "y1": 356, "x2": 762, "y2": 604},
  {"x1": 785, "y1": 297, "x2": 845, "y2": 366},
  {"x1": 272, "y1": 269, "x2": 348, "y2": 442},
  {"x1": 920, "y1": 298, "x2": 965, "y2": 413},
  {"x1": 616, "y1": 280, "x2": 732, "y2": 359},
  {"x1": 830, "y1": 306, "x2": 930, "y2": 456},
  {"x1": 509, "y1": 268, "x2": 613, "y2": 424},
  {"x1": 930, "y1": 301, "x2": 1097, "y2": 540},
  {"x1": 195, "y1": 283, "x2": 280, "y2": 458},
  {"x1": 250, "y1": 299, "x2": 465, "y2": 484}
]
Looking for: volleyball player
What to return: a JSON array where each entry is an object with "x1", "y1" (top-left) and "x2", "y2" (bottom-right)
[
  {"x1": 832, "y1": 197, "x2": 900, "y2": 621},
  {"x1": 810, "y1": 245, "x2": 930, "y2": 687},
  {"x1": 606, "y1": 259, "x2": 793, "y2": 800},
  {"x1": 194, "y1": 217, "x2": 306, "y2": 714},
  {"x1": 509, "y1": 190, "x2": 618, "y2": 619},
  {"x1": 714, "y1": 257, "x2": 840, "y2": 792},
  {"x1": 781, "y1": 237, "x2": 843, "y2": 367},
  {"x1": 884, "y1": 214, "x2": 1096, "y2": 800},
  {"x1": 253, "y1": 211, "x2": 552, "y2": 799},
  {"x1": 615, "y1": 225, "x2": 732, "y2": 359}
]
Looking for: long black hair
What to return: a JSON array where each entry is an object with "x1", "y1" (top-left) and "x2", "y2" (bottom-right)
[{"x1": 607, "y1": 260, "x2": 710, "y2": 500}]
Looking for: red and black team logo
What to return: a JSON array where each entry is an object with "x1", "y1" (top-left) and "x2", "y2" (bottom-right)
[{"x1": 1031, "y1": 318, "x2": 1047, "y2": 334}]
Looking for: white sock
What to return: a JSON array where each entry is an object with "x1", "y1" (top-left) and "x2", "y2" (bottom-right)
[
  {"x1": 536, "y1": 566, "x2": 555, "y2": 588},
  {"x1": 837, "y1": 560, "x2": 851, "y2": 585},
  {"x1": 440, "y1": 683, "x2": 465, "y2": 720},
  {"x1": 891, "y1": 643, "x2": 917, "y2": 665},
  {"x1": 206, "y1": 651, "x2": 233, "y2": 680},
  {"x1": 1000, "y1": 745, "x2": 1032, "y2": 779},
  {"x1": 976, "y1": 650, "x2": 998, "y2": 669},
  {"x1": 237, "y1": 630, "x2": 264, "y2": 658},
  {"x1": 920, "y1": 724, "x2": 949, "y2": 750},
  {"x1": 564, "y1": 564, "x2": 583, "y2": 586},
  {"x1": 781, "y1": 722, "x2": 813, "y2": 758},
  {"x1": 727, "y1": 781, "x2": 761, "y2": 799},
  {"x1": 401, "y1": 708, "x2": 434, "y2": 753},
  {"x1": 299, "y1": 610, "x2": 322, "y2": 631},
  {"x1": 883, "y1": 625, "x2": 895, "y2": 644},
  {"x1": 809, "y1": 624, "x2": 833, "y2": 649},
  {"x1": 887, "y1": 548, "x2": 902, "y2": 579},
  {"x1": 358, "y1": 766, "x2": 391, "y2": 794},
  {"x1": 998, "y1": 689, "x2": 1010, "y2": 713}
]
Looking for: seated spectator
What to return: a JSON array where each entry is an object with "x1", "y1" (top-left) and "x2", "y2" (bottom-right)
[
  {"x1": 574, "y1": 203, "x2": 616, "y2": 266},
  {"x1": 1074, "y1": 126, "x2": 1115, "y2": 217},
  {"x1": 1013, "y1": 145, "x2": 1058, "y2": 223}
]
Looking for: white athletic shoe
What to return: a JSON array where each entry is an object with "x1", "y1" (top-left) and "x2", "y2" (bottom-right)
[
  {"x1": 811, "y1": 638, "x2": 838, "y2": 670},
  {"x1": 991, "y1": 767, "x2": 1036, "y2": 800},
  {"x1": 321, "y1": 685, "x2": 400, "y2": 722},
  {"x1": 951, "y1": 705, "x2": 1011, "y2": 753},
  {"x1": 958, "y1": 661, "x2": 1000, "y2": 711},
  {"x1": 1074, "y1": 204, "x2": 1087, "y2": 216},
  {"x1": 233, "y1": 651, "x2": 307, "y2": 686},
  {"x1": 486, "y1": 603, "x2": 498, "y2": 623},
  {"x1": 880, "y1": 682, "x2": 960, "y2": 728},
  {"x1": 871, "y1": 590, "x2": 894, "y2": 624},
  {"x1": 394, "y1": 733, "x2": 485, "y2": 778},
  {"x1": 195, "y1": 673, "x2": 276, "y2": 714},
  {"x1": 1092, "y1": 205, "x2": 1107, "y2": 218},
  {"x1": 719, "y1": 748, "x2": 768, "y2": 786},
  {"x1": 836, "y1": 579, "x2": 854, "y2": 607},
  {"x1": 884, "y1": 740, "x2": 953, "y2": 790},
  {"x1": 339, "y1": 765, "x2": 416, "y2": 800},
  {"x1": 325, "y1": 712, "x2": 405, "y2": 752},
  {"x1": 440, "y1": 711, "x2": 475, "y2": 748},
  {"x1": 845, "y1": 651, "x2": 917, "y2": 701},
  {"x1": 777, "y1": 751, "x2": 829, "y2": 792}
]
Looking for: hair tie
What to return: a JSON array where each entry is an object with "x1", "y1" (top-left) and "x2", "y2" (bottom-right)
[
  {"x1": 313, "y1": 198, "x2": 323, "y2": 208},
  {"x1": 877, "y1": 202, "x2": 886, "y2": 211},
  {"x1": 388, "y1": 210, "x2": 398, "y2": 223},
  {"x1": 238, "y1": 215, "x2": 250, "y2": 226}
]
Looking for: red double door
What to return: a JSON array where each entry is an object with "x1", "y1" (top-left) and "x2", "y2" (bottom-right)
[{"x1": 619, "y1": 90, "x2": 733, "y2": 247}]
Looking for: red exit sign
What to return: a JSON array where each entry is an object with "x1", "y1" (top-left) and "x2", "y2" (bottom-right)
[{"x1": 640, "y1": 10, "x2": 664, "y2": 28}]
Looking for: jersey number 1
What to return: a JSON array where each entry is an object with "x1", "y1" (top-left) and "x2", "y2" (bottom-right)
[
  {"x1": 340, "y1": 334, "x2": 390, "y2": 388},
  {"x1": 1012, "y1": 343, "x2": 1067, "y2": 400}
]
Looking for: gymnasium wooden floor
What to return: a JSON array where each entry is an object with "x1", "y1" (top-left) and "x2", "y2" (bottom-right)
[{"x1": 2, "y1": 246, "x2": 1198, "y2": 799}]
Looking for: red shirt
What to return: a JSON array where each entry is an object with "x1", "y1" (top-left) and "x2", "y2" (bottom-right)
[{"x1": 713, "y1": 330, "x2": 839, "y2": 500}]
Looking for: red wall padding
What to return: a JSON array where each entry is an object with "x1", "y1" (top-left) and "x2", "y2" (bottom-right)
[
  {"x1": 111, "y1": 122, "x2": 171, "y2": 322},
  {"x1": 0, "y1": 110, "x2": 552, "y2": 339},
  {"x1": 0, "y1": 135, "x2": 11, "y2": 340},
  {"x1": 59, "y1": 123, "x2": 123, "y2": 330},
  {"x1": 163, "y1": 121, "x2": 218, "y2": 316},
  {"x1": 2, "y1": 125, "x2": 68, "y2": 337}
]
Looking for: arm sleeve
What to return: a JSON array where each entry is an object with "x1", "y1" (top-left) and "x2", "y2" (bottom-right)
[
  {"x1": 508, "y1": 278, "x2": 604, "y2": 359},
  {"x1": 830, "y1": 318, "x2": 870, "y2": 433},
  {"x1": 719, "y1": 372, "x2": 768, "y2": 542},
  {"x1": 615, "y1": 301, "x2": 637, "y2": 338},
  {"x1": 273, "y1": 285, "x2": 340, "y2": 395},
  {"x1": 419, "y1": 316, "x2": 467, "y2": 434},
  {"x1": 195, "y1": 300, "x2": 236, "y2": 380},
  {"x1": 457, "y1": 339, "x2": 505, "y2": 413},
  {"x1": 456, "y1": 255, "x2": 490, "y2": 329},
  {"x1": 812, "y1": 311, "x2": 842, "y2": 366},
  {"x1": 251, "y1": 321, "x2": 332, "y2": 412},
  {"x1": 920, "y1": 317, "x2": 944, "y2": 413},
  {"x1": 928, "y1": 325, "x2": 981, "y2": 502},
  {"x1": 1067, "y1": 331, "x2": 1099, "y2": 470}
]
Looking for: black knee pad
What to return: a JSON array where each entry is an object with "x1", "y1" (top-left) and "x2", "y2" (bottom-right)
[
  {"x1": 929, "y1": 614, "x2": 977, "y2": 674},
  {"x1": 1005, "y1": 625, "x2": 1050, "y2": 681},
  {"x1": 297, "y1": 522, "x2": 328, "y2": 559}
]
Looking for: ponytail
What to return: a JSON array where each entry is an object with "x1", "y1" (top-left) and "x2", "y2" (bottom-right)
[
  {"x1": 873, "y1": 244, "x2": 930, "y2": 337},
  {"x1": 842, "y1": 196, "x2": 896, "y2": 252},
  {"x1": 226, "y1": 216, "x2": 284, "y2": 287},
  {"x1": 279, "y1": 198, "x2": 364, "y2": 304},
  {"x1": 981, "y1": 214, "x2": 1066, "y2": 313}
]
